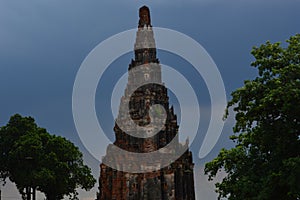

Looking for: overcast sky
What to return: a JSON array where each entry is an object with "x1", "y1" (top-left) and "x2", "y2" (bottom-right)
[{"x1": 1, "y1": 0, "x2": 300, "y2": 199}]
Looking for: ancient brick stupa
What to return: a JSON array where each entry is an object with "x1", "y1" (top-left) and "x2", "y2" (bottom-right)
[{"x1": 97, "y1": 6, "x2": 195, "y2": 200}]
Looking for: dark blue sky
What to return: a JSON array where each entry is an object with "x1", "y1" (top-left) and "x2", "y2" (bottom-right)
[{"x1": 1, "y1": 0, "x2": 299, "y2": 199}]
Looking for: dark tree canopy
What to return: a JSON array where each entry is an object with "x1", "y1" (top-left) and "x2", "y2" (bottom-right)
[
  {"x1": 0, "y1": 114, "x2": 96, "y2": 200},
  {"x1": 205, "y1": 34, "x2": 300, "y2": 200}
]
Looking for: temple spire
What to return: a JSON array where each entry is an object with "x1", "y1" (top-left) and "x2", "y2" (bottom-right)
[
  {"x1": 131, "y1": 6, "x2": 158, "y2": 68},
  {"x1": 138, "y1": 6, "x2": 151, "y2": 28},
  {"x1": 97, "y1": 6, "x2": 195, "y2": 200}
]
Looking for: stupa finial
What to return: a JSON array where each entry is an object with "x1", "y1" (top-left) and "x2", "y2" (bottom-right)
[{"x1": 138, "y1": 5, "x2": 151, "y2": 28}]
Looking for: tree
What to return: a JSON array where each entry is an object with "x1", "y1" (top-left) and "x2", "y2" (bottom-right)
[
  {"x1": 0, "y1": 114, "x2": 41, "y2": 200},
  {"x1": 205, "y1": 34, "x2": 300, "y2": 200},
  {"x1": 37, "y1": 134, "x2": 96, "y2": 200},
  {"x1": 0, "y1": 114, "x2": 96, "y2": 200}
]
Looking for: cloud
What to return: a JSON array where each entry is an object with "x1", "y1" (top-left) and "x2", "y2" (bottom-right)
[{"x1": 195, "y1": 165, "x2": 227, "y2": 199}]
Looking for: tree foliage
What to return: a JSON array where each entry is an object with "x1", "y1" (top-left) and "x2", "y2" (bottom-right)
[
  {"x1": 205, "y1": 34, "x2": 300, "y2": 200},
  {"x1": 0, "y1": 114, "x2": 96, "y2": 200}
]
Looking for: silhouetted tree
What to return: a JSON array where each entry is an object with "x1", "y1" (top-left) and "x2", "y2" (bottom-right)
[
  {"x1": 0, "y1": 114, "x2": 96, "y2": 200},
  {"x1": 205, "y1": 34, "x2": 300, "y2": 200}
]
